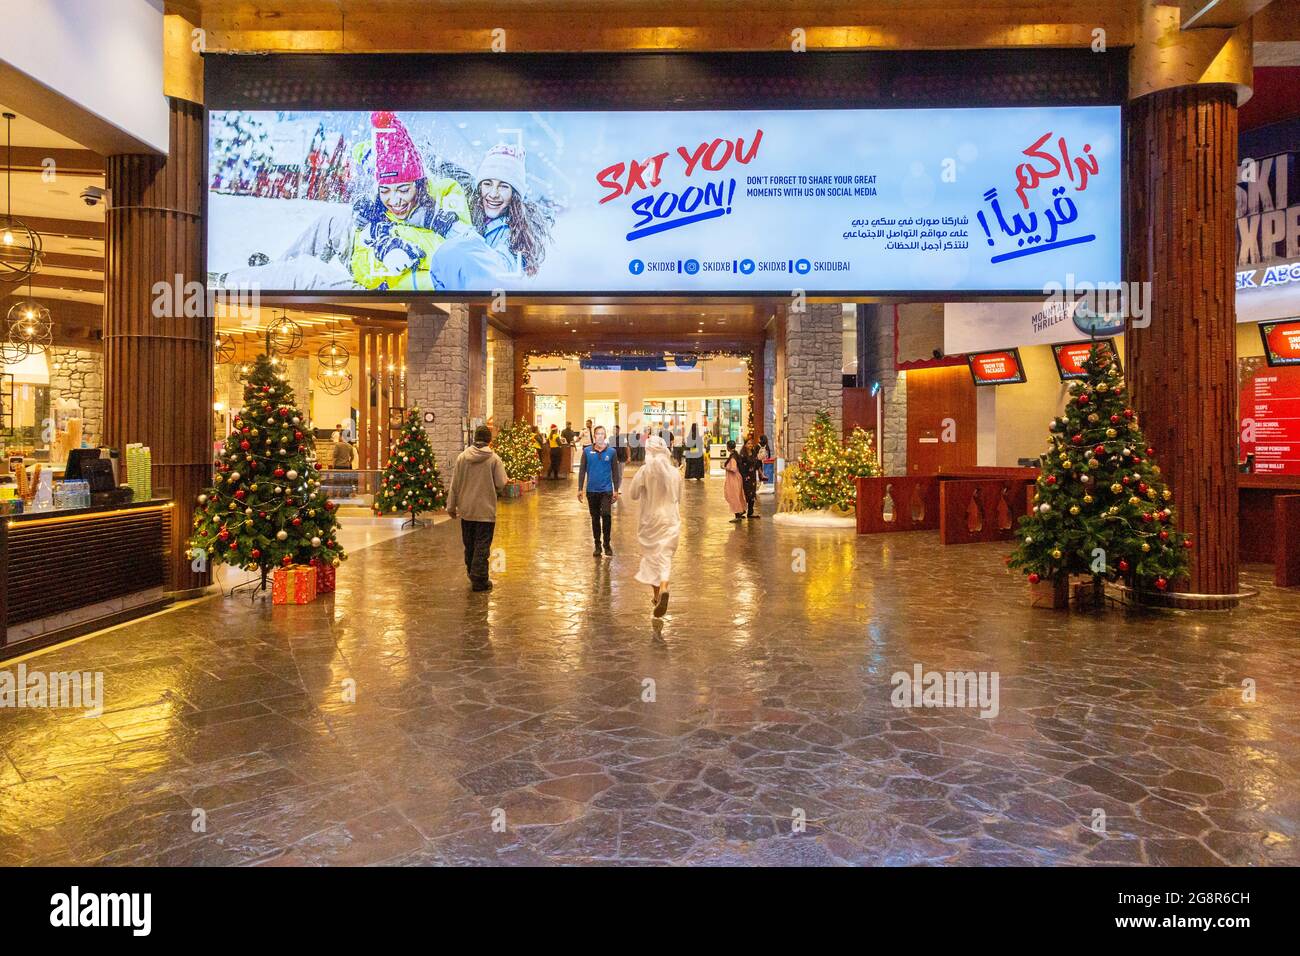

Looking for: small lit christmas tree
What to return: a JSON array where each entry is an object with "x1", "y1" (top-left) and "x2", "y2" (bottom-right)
[
  {"x1": 843, "y1": 427, "x2": 883, "y2": 480},
  {"x1": 1008, "y1": 344, "x2": 1191, "y2": 596},
  {"x1": 791, "y1": 410, "x2": 855, "y2": 512},
  {"x1": 373, "y1": 407, "x2": 445, "y2": 523},
  {"x1": 190, "y1": 353, "x2": 347, "y2": 590},
  {"x1": 493, "y1": 420, "x2": 543, "y2": 482}
]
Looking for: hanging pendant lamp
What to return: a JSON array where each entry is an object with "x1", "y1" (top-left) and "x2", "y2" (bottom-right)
[
  {"x1": 0, "y1": 112, "x2": 42, "y2": 284},
  {"x1": 7, "y1": 272, "x2": 51, "y2": 355}
]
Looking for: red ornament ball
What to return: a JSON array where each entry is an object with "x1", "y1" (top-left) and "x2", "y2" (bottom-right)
[
  {"x1": 1028, "y1": 573, "x2": 1041, "y2": 584},
  {"x1": 1154, "y1": 577, "x2": 1168, "y2": 591},
  {"x1": 1118, "y1": 559, "x2": 1130, "y2": 573}
]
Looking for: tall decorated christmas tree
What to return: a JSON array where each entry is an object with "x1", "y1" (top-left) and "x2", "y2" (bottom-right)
[
  {"x1": 190, "y1": 354, "x2": 347, "y2": 589},
  {"x1": 1008, "y1": 344, "x2": 1191, "y2": 595},
  {"x1": 790, "y1": 410, "x2": 855, "y2": 512},
  {"x1": 374, "y1": 407, "x2": 445, "y2": 521},
  {"x1": 493, "y1": 420, "x2": 543, "y2": 482}
]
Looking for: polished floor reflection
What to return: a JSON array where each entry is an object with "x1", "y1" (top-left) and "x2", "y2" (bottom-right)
[{"x1": 2, "y1": 475, "x2": 1298, "y2": 866}]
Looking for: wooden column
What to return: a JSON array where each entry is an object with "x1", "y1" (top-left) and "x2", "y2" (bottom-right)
[
  {"x1": 468, "y1": 308, "x2": 487, "y2": 422},
  {"x1": 1125, "y1": 85, "x2": 1239, "y2": 597},
  {"x1": 357, "y1": 328, "x2": 370, "y2": 469},
  {"x1": 103, "y1": 98, "x2": 211, "y2": 593}
]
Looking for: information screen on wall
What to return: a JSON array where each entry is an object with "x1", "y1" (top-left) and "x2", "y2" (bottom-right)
[
  {"x1": 1259, "y1": 318, "x2": 1300, "y2": 366},
  {"x1": 206, "y1": 106, "x2": 1122, "y2": 295},
  {"x1": 968, "y1": 349, "x2": 1027, "y2": 386},
  {"x1": 1052, "y1": 339, "x2": 1121, "y2": 380}
]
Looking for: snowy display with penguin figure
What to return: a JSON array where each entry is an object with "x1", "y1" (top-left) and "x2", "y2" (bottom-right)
[
  {"x1": 1007, "y1": 342, "x2": 1191, "y2": 603},
  {"x1": 373, "y1": 406, "x2": 446, "y2": 523},
  {"x1": 189, "y1": 353, "x2": 347, "y2": 589}
]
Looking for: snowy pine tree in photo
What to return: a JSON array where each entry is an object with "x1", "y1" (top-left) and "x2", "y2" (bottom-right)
[{"x1": 210, "y1": 111, "x2": 275, "y2": 195}]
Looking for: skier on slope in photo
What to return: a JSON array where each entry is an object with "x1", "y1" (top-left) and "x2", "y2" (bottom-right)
[{"x1": 468, "y1": 143, "x2": 554, "y2": 277}]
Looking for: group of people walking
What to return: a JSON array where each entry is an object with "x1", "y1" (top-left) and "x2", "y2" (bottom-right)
[{"x1": 445, "y1": 422, "x2": 772, "y2": 615}]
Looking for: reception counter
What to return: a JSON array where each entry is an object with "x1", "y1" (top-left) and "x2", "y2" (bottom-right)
[{"x1": 1, "y1": 499, "x2": 173, "y2": 658}]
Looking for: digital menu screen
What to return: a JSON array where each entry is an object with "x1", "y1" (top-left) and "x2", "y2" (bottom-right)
[
  {"x1": 1051, "y1": 339, "x2": 1121, "y2": 381},
  {"x1": 1259, "y1": 319, "x2": 1300, "y2": 367},
  {"x1": 967, "y1": 348, "x2": 1027, "y2": 386}
]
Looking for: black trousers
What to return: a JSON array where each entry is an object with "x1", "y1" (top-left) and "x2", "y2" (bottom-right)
[
  {"x1": 586, "y1": 491, "x2": 613, "y2": 545},
  {"x1": 547, "y1": 447, "x2": 562, "y2": 479},
  {"x1": 743, "y1": 479, "x2": 757, "y2": 516},
  {"x1": 460, "y1": 519, "x2": 496, "y2": 586}
]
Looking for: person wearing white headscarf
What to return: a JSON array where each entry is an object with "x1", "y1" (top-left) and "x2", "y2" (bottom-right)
[{"x1": 625, "y1": 435, "x2": 683, "y2": 617}]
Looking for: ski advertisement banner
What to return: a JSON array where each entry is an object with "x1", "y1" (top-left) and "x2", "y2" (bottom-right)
[{"x1": 206, "y1": 106, "x2": 1122, "y2": 295}]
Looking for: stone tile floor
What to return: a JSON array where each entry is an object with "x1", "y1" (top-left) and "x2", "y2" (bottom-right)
[{"x1": 2, "y1": 476, "x2": 1298, "y2": 866}]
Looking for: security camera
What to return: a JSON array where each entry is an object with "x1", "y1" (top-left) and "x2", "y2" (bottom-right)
[{"x1": 80, "y1": 186, "x2": 111, "y2": 207}]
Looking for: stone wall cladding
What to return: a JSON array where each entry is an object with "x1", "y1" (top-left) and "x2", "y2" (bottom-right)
[
  {"x1": 490, "y1": 332, "x2": 514, "y2": 427},
  {"x1": 48, "y1": 347, "x2": 103, "y2": 447},
  {"x1": 784, "y1": 302, "x2": 843, "y2": 460},
  {"x1": 407, "y1": 303, "x2": 470, "y2": 469}
]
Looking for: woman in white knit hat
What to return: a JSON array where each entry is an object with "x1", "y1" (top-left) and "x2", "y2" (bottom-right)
[
  {"x1": 625, "y1": 435, "x2": 683, "y2": 618},
  {"x1": 469, "y1": 142, "x2": 554, "y2": 277}
]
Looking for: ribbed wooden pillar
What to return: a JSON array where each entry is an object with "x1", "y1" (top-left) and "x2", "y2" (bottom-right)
[
  {"x1": 1125, "y1": 85, "x2": 1239, "y2": 597},
  {"x1": 103, "y1": 98, "x2": 212, "y2": 593}
]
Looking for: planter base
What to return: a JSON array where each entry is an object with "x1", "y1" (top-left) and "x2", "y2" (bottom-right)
[{"x1": 1028, "y1": 576, "x2": 1070, "y2": 609}]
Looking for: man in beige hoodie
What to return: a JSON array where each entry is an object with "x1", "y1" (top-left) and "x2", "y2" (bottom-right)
[{"x1": 446, "y1": 425, "x2": 508, "y2": 591}]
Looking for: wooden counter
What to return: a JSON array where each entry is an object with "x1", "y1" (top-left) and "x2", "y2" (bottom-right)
[
  {"x1": 1238, "y1": 475, "x2": 1300, "y2": 587},
  {"x1": 1, "y1": 499, "x2": 173, "y2": 658}
]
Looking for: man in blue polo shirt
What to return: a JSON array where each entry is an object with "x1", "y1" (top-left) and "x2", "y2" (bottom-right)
[{"x1": 577, "y1": 424, "x2": 623, "y2": 557}]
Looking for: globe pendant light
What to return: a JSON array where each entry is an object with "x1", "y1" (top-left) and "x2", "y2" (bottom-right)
[
  {"x1": 0, "y1": 112, "x2": 42, "y2": 283},
  {"x1": 6, "y1": 273, "x2": 51, "y2": 355},
  {"x1": 317, "y1": 319, "x2": 349, "y2": 371}
]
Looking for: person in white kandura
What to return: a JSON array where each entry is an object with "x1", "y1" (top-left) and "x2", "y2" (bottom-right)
[{"x1": 625, "y1": 434, "x2": 683, "y2": 618}]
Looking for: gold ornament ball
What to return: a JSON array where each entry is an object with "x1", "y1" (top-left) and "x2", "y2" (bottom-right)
[
  {"x1": 1083, "y1": 495, "x2": 1094, "y2": 504},
  {"x1": 1062, "y1": 460, "x2": 1072, "y2": 469},
  {"x1": 1141, "y1": 542, "x2": 1151, "y2": 553},
  {"x1": 1111, "y1": 483, "x2": 1123, "y2": 493},
  {"x1": 1070, "y1": 506, "x2": 1080, "y2": 515},
  {"x1": 1106, "y1": 428, "x2": 1117, "y2": 438},
  {"x1": 1129, "y1": 496, "x2": 1141, "y2": 506}
]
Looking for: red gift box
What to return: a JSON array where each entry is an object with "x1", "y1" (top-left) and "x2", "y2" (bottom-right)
[
  {"x1": 311, "y1": 558, "x2": 336, "y2": 594},
  {"x1": 272, "y1": 564, "x2": 318, "y2": 604}
]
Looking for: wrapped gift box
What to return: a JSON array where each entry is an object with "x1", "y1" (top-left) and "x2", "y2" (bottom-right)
[
  {"x1": 502, "y1": 481, "x2": 521, "y2": 498},
  {"x1": 272, "y1": 564, "x2": 318, "y2": 604},
  {"x1": 311, "y1": 558, "x2": 336, "y2": 594}
]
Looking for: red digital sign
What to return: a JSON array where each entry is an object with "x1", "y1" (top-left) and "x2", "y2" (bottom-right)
[
  {"x1": 1240, "y1": 365, "x2": 1300, "y2": 475},
  {"x1": 1051, "y1": 340, "x2": 1121, "y2": 381},
  {"x1": 967, "y1": 349, "x2": 1027, "y2": 386},
  {"x1": 1259, "y1": 319, "x2": 1300, "y2": 367}
]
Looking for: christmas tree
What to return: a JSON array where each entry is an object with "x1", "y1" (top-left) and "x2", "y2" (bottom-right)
[
  {"x1": 373, "y1": 407, "x2": 446, "y2": 521},
  {"x1": 843, "y1": 426, "x2": 883, "y2": 480},
  {"x1": 189, "y1": 353, "x2": 347, "y2": 588},
  {"x1": 791, "y1": 410, "x2": 855, "y2": 512},
  {"x1": 492, "y1": 420, "x2": 543, "y2": 481},
  {"x1": 1008, "y1": 343, "x2": 1191, "y2": 594}
]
